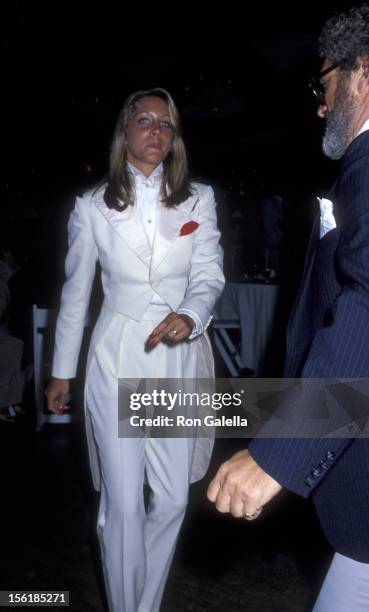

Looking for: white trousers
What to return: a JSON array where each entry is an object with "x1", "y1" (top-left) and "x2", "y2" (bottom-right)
[
  {"x1": 312, "y1": 552, "x2": 369, "y2": 612},
  {"x1": 86, "y1": 307, "x2": 199, "y2": 612}
]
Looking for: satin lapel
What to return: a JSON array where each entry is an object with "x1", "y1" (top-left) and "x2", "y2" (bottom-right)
[
  {"x1": 95, "y1": 197, "x2": 152, "y2": 267},
  {"x1": 150, "y1": 195, "x2": 199, "y2": 273}
]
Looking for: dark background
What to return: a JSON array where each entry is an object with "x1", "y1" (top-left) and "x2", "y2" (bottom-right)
[
  {"x1": 2, "y1": 0, "x2": 358, "y2": 311},
  {"x1": 2, "y1": 1, "x2": 355, "y2": 234},
  {"x1": 2, "y1": 0, "x2": 359, "y2": 340}
]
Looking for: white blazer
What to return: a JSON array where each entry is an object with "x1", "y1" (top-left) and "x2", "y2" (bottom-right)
[
  {"x1": 51, "y1": 181, "x2": 225, "y2": 489},
  {"x1": 52, "y1": 181, "x2": 225, "y2": 379}
]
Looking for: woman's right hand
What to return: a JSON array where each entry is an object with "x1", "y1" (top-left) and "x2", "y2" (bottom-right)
[{"x1": 45, "y1": 377, "x2": 71, "y2": 414}]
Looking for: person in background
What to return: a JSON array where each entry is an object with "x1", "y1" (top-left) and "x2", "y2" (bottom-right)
[{"x1": 0, "y1": 246, "x2": 24, "y2": 423}]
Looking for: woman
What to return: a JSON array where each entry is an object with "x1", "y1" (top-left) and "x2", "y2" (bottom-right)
[{"x1": 46, "y1": 88, "x2": 224, "y2": 612}]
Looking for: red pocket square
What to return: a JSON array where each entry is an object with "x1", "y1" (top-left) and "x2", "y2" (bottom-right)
[{"x1": 179, "y1": 221, "x2": 199, "y2": 236}]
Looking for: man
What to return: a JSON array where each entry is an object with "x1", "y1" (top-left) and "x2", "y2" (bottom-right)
[
  {"x1": 208, "y1": 5, "x2": 369, "y2": 611},
  {"x1": 0, "y1": 247, "x2": 24, "y2": 422}
]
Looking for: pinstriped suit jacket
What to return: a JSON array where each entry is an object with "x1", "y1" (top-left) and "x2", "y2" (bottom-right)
[{"x1": 249, "y1": 130, "x2": 369, "y2": 562}]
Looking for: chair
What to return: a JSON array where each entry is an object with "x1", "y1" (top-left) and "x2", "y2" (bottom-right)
[{"x1": 212, "y1": 318, "x2": 243, "y2": 377}]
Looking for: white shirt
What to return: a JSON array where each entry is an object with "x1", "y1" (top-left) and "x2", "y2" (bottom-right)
[
  {"x1": 127, "y1": 162, "x2": 202, "y2": 337},
  {"x1": 128, "y1": 161, "x2": 162, "y2": 247},
  {"x1": 356, "y1": 117, "x2": 369, "y2": 138}
]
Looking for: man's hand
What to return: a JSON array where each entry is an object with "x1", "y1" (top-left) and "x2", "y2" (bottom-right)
[
  {"x1": 147, "y1": 312, "x2": 195, "y2": 349},
  {"x1": 207, "y1": 449, "x2": 283, "y2": 518}
]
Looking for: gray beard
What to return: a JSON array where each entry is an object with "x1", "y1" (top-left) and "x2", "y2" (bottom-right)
[{"x1": 322, "y1": 95, "x2": 356, "y2": 160}]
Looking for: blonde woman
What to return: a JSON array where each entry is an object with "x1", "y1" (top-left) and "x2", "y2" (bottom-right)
[{"x1": 46, "y1": 88, "x2": 224, "y2": 612}]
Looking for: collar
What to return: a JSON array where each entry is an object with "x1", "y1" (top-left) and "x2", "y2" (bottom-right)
[
  {"x1": 355, "y1": 117, "x2": 369, "y2": 138},
  {"x1": 127, "y1": 162, "x2": 163, "y2": 189}
]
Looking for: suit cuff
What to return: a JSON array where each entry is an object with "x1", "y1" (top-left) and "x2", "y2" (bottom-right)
[{"x1": 248, "y1": 437, "x2": 347, "y2": 498}]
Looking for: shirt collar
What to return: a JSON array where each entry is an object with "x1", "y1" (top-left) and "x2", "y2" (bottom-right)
[
  {"x1": 127, "y1": 161, "x2": 163, "y2": 188},
  {"x1": 356, "y1": 117, "x2": 369, "y2": 138}
]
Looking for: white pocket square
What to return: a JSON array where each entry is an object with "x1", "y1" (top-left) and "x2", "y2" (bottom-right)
[{"x1": 318, "y1": 197, "x2": 336, "y2": 239}]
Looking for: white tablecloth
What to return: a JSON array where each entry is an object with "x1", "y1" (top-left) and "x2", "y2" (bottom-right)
[{"x1": 214, "y1": 282, "x2": 280, "y2": 373}]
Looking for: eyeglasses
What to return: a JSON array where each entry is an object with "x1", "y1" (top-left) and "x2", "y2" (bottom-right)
[{"x1": 308, "y1": 61, "x2": 342, "y2": 104}]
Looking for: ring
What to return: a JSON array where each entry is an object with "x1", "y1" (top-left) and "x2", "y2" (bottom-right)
[
  {"x1": 171, "y1": 329, "x2": 177, "y2": 335},
  {"x1": 244, "y1": 507, "x2": 262, "y2": 521}
]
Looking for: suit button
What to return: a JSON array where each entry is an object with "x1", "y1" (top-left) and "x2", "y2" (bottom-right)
[
  {"x1": 305, "y1": 476, "x2": 315, "y2": 488},
  {"x1": 326, "y1": 451, "x2": 336, "y2": 461},
  {"x1": 312, "y1": 468, "x2": 320, "y2": 478}
]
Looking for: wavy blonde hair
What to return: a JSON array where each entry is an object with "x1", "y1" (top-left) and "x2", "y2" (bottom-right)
[{"x1": 103, "y1": 88, "x2": 193, "y2": 211}]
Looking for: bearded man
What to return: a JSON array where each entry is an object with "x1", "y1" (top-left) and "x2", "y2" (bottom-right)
[{"x1": 208, "y1": 6, "x2": 369, "y2": 611}]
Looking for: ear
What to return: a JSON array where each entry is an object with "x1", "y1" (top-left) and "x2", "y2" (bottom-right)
[
  {"x1": 357, "y1": 71, "x2": 369, "y2": 95},
  {"x1": 356, "y1": 57, "x2": 369, "y2": 95}
]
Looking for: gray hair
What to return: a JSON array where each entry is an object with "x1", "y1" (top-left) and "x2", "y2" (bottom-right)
[{"x1": 319, "y1": 4, "x2": 369, "y2": 72}]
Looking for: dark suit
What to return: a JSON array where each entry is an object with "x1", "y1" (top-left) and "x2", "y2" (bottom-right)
[{"x1": 249, "y1": 130, "x2": 369, "y2": 563}]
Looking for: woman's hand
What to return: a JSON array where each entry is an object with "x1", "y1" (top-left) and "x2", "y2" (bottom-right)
[
  {"x1": 147, "y1": 313, "x2": 195, "y2": 349},
  {"x1": 45, "y1": 377, "x2": 71, "y2": 414}
]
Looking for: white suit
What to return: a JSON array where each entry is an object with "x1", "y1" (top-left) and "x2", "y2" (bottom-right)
[{"x1": 52, "y1": 175, "x2": 224, "y2": 611}]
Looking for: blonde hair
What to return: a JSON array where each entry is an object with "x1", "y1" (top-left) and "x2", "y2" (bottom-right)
[{"x1": 104, "y1": 88, "x2": 193, "y2": 210}]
